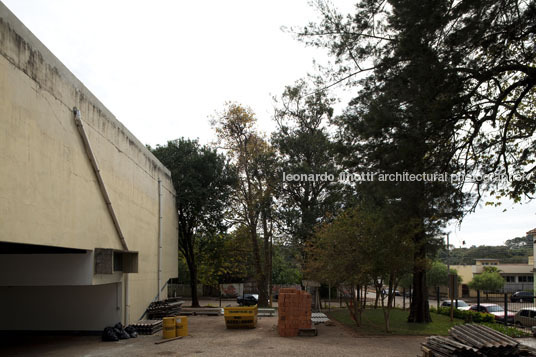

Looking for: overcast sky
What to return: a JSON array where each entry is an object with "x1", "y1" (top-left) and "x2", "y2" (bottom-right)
[{"x1": 4, "y1": 0, "x2": 535, "y2": 248}]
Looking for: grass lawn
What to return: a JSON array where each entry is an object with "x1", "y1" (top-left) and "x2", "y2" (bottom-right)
[{"x1": 327, "y1": 308, "x2": 464, "y2": 336}]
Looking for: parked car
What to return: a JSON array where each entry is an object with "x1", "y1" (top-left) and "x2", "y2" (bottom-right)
[
  {"x1": 381, "y1": 289, "x2": 401, "y2": 296},
  {"x1": 237, "y1": 294, "x2": 258, "y2": 306},
  {"x1": 469, "y1": 303, "x2": 515, "y2": 323},
  {"x1": 514, "y1": 307, "x2": 536, "y2": 327},
  {"x1": 510, "y1": 291, "x2": 534, "y2": 303},
  {"x1": 440, "y1": 300, "x2": 471, "y2": 310}
]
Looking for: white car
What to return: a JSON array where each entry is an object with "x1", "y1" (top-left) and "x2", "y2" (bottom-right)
[{"x1": 440, "y1": 300, "x2": 471, "y2": 310}]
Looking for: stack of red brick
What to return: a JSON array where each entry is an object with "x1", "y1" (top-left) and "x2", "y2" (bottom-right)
[{"x1": 277, "y1": 288, "x2": 312, "y2": 337}]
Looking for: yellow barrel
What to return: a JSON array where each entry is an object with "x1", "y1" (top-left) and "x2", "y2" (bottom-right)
[
  {"x1": 175, "y1": 316, "x2": 188, "y2": 336},
  {"x1": 162, "y1": 317, "x2": 176, "y2": 339}
]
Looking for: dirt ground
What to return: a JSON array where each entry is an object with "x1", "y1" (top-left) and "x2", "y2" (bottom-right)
[{"x1": 1, "y1": 315, "x2": 425, "y2": 357}]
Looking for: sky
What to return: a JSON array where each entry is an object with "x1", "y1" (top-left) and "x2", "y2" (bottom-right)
[{"x1": 3, "y1": 0, "x2": 535, "y2": 248}]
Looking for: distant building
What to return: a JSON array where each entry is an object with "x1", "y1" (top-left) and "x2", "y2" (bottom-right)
[{"x1": 451, "y1": 257, "x2": 534, "y2": 298}]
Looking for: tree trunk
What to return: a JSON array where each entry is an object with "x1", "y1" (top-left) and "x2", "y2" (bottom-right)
[
  {"x1": 187, "y1": 261, "x2": 200, "y2": 308},
  {"x1": 408, "y1": 266, "x2": 432, "y2": 322},
  {"x1": 249, "y1": 225, "x2": 268, "y2": 307},
  {"x1": 261, "y1": 208, "x2": 272, "y2": 307},
  {"x1": 408, "y1": 231, "x2": 432, "y2": 323}
]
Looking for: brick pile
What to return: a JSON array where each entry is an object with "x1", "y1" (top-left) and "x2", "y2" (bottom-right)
[{"x1": 277, "y1": 288, "x2": 312, "y2": 337}]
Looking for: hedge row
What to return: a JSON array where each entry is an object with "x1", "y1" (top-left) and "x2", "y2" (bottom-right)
[{"x1": 430, "y1": 306, "x2": 495, "y2": 323}]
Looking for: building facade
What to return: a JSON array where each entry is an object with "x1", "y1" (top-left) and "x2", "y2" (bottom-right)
[
  {"x1": 451, "y1": 257, "x2": 534, "y2": 298},
  {"x1": 0, "y1": 2, "x2": 178, "y2": 331}
]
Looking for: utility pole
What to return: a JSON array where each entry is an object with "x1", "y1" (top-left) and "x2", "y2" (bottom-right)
[
  {"x1": 447, "y1": 232, "x2": 454, "y2": 322},
  {"x1": 447, "y1": 232, "x2": 450, "y2": 273}
]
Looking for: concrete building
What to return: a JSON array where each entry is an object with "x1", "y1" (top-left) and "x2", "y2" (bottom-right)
[
  {"x1": 452, "y1": 257, "x2": 534, "y2": 298},
  {"x1": 0, "y1": 2, "x2": 178, "y2": 331}
]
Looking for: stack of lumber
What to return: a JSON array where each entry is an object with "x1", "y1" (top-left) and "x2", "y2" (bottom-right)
[
  {"x1": 146, "y1": 299, "x2": 183, "y2": 319},
  {"x1": 130, "y1": 320, "x2": 162, "y2": 335},
  {"x1": 277, "y1": 288, "x2": 312, "y2": 337},
  {"x1": 421, "y1": 324, "x2": 536, "y2": 356},
  {"x1": 181, "y1": 307, "x2": 222, "y2": 316}
]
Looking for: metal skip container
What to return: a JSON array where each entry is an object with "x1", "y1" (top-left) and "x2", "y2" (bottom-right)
[{"x1": 224, "y1": 305, "x2": 258, "y2": 329}]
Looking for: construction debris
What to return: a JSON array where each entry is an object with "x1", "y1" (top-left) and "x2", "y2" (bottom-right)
[
  {"x1": 298, "y1": 327, "x2": 318, "y2": 337},
  {"x1": 154, "y1": 336, "x2": 183, "y2": 344},
  {"x1": 181, "y1": 307, "x2": 222, "y2": 316},
  {"x1": 311, "y1": 312, "x2": 329, "y2": 324},
  {"x1": 421, "y1": 324, "x2": 536, "y2": 356},
  {"x1": 130, "y1": 320, "x2": 162, "y2": 335},
  {"x1": 145, "y1": 299, "x2": 183, "y2": 319},
  {"x1": 258, "y1": 308, "x2": 276, "y2": 317}
]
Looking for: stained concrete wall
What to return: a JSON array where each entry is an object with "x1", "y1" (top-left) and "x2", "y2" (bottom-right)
[
  {"x1": 0, "y1": 2, "x2": 178, "y2": 328},
  {"x1": 0, "y1": 252, "x2": 93, "y2": 286},
  {"x1": 0, "y1": 284, "x2": 122, "y2": 331}
]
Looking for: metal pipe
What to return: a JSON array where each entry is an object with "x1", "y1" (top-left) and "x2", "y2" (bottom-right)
[
  {"x1": 124, "y1": 273, "x2": 130, "y2": 325},
  {"x1": 72, "y1": 107, "x2": 128, "y2": 251},
  {"x1": 158, "y1": 178, "x2": 163, "y2": 300}
]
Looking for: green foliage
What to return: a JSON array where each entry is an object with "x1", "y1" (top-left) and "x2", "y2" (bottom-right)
[
  {"x1": 272, "y1": 80, "x2": 342, "y2": 251},
  {"x1": 197, "y1": 229, "x2": 253, "y2": 286},
  {"x1": 308, "y1": 202, "x2": 414, "y2": 331},
  {"x1": 468, "y1": 271, "x2": 505, "y2": 292},
  {"x1": 437, "y1": 238, "x2": 532, "y2": 265},
  {"x1": 299, "y1": 0, "x2": 536, "y2": 322},
  {"x1": 481, "y1": 323, "x2": 531, "y2": 338},
  {"x1": 272, "y1": 245, "x2": 302, "y2": 284},
  {"x1": 427, "y1": 261, "x2": 462, "y2": 288},
  {"x1": 431, "y1": 307, "x2": 495, "y2": 324},
  {"x1": 212, "y1": 103, "x2": 278, "y2": 307},
  {"x1": 151, "y1": 138, "x2": 236, "y2": 305}
]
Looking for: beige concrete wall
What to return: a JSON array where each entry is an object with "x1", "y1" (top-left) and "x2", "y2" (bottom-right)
[{"x1": 0, "y1": 2, "x2": 178, "y2": 326}]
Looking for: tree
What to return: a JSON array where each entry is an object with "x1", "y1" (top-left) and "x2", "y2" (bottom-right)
[
  {"x1": 438, "y1": 0, "x2": 536, "y2": 204},
  {"x1": 212, "y1": 103, "x2": 279, "y2": 307},
  {"x1": 427, "y1": 261, "x2": 462, "y2": 289},
  {"x1": 297, "y1": 0, "x2": 536, "y2": 204},
  {"x1": 505, "y1": 236, "x2": 532, "y2": 250},
  {"x1": 307, "y1": 203, "x2": 413, "y2": 332},
  {"x1": 272, "y1": 80, "x2": 342, "y2": 255},
  {"x1": 468, "y1": 268, "x2": 505, "y2": 299},
  {"x1": 296, "y1": 0, "x2": 535, "y2": 323},
  {"x1": 151, "y1": 138, "x2": 235, "y2": 307},
  {"x1": 196, "y1": 229, "x2": 253, "y2": 287},
  {"x1": 272, "y1": 245, "x2": 302, "y2": 285}
]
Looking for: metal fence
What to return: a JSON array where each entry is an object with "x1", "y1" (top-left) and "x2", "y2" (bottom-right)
[{"x1": 444, "y1": 290, "x2": 535, "y2": 332}]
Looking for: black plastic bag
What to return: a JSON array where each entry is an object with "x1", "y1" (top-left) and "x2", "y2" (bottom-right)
[
  {"x1": 125, "y1": 325, "x2": 138, "y2": 338},
  {"x1": 102, "y1": 327, "x2": 119, "y2": 342},
  {"x1": 112, "y1": 322, "x2": 130, "y2": 339}
]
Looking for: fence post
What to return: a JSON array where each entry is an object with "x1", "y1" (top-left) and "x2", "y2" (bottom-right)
[
  {"x1": 477, "y1": 290, "x2": 480, "y2": 311},
  {"x1": 504, "y1": 293, "x2": 508, "y2": 326},
  {"x1": 436, "y1": 286, "x2": 440, "y2": 311}
]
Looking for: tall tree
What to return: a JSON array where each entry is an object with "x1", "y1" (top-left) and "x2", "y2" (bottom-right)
[
  {"x1": 300, "y1": 0, "x2": 468, "y2": 322},
  {"x1": 296, "y1": 0, "x2": 535, "y2": 322},
  {"x1": 212, "y1": 103, "x2": 278, "y2": 306},
  {"x1": 272, "y1": 80, "x2": 342, "y2": 255},
  {"x1": 151, "y1": 139, "x2": 235, "y2": 307}
]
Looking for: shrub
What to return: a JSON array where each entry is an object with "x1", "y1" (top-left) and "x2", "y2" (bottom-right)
[{"x1": 432, "y1": 306, "x2": 495, "y2": 323}]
